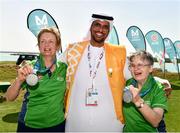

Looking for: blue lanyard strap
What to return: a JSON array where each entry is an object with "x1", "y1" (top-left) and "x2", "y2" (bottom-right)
[
  {"x1": 34, "y1": 57, "x2": 56, "y2": 76},
  {"x1": 130, "y1": 75, "x2": 155, "y2": 97},
  {"x1": 139, "y1": 88, "x2": 152, "y2": 97}
]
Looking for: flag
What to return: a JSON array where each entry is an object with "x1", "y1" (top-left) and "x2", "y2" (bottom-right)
[
  {"x1": 126, "y1": 26, "x2": 146, "y2": 51},
  {"x1": 174, "y1": 40, "x2": 180, "y2": 59},
  {"x1": 145, "y1": 30, "x2": 165, "y2": 71},
  {"x1": 107, "y1": 26, "x2": 120, "y2": 45},
  {"x1": 27, "y1": 9, "x2": 59, "y2": 37},
  {"x1": 164, "y1": 38, "x2": 178, "y2": 70},
  {"x1": 27, "y1": 9, "x2": 62, "y2": 53}
]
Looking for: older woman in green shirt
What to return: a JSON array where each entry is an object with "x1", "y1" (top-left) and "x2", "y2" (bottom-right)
[{"x1": 123, "y1": 50, "x2": 168, "y2": 132}]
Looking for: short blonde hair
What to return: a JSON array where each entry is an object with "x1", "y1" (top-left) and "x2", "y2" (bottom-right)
[{"x1": 37, "y1": 27, "x2": 61, "y2": 51}]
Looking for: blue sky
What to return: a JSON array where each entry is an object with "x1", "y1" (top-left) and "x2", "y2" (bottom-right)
[{"x1": 0, "y1": 0, "x2": 180, "y2": 55}]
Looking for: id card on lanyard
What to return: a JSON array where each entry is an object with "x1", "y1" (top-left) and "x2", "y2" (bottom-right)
[{"x1": 86, "y1": 88, "x2": 98, "y2": 106}]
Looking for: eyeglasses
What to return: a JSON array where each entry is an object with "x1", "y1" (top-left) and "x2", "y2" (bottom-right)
[{"x1": 128, "y1": 64, "x2": 151, "y2": 70}]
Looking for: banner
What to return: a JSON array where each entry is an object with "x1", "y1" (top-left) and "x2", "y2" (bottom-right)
[
  {"x1": 126, "y1": 26, "x2": 146, "y2": 51},
  {"x1": 174, "y1": 40, "x2": 180, "y2": 59},
  {"x1": 145, "y1": 30, "x2": 165, "y2": 71},
  {"x1": 164, "y1": 38, "x2": 177, "y2": 70},
  {"x1": 27, "y1": 9, "x2": 62, "y2": 53},
  {"x1": 107, "y1": 26, "x2": 120, "y2": 45},
  {"x1": 27, "y1": 9, "x2": 59, "y2": 37}
]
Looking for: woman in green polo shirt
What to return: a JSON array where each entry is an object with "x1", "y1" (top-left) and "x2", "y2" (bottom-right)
[
  {"x1": 6, "y1": 27, "x2": 67, "y2": 132},
  {"x1": 123, "y1": 50, "x2": 168, "y2": 132}
]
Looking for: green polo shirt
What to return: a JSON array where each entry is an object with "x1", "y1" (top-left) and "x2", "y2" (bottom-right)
[
  {"x1": 20, "y1": 58, "x2": 67, "y2": 128},
  {"x1": 123, "y1": 75, "x2": 168, "y2": 132}
]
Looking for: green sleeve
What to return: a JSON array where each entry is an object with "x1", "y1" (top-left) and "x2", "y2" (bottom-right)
[{"x1": 151, "y1": 83, "x2": 168, "y2": 112}]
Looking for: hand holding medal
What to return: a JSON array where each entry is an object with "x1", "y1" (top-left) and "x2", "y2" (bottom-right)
[
  {"x1": 17, "y1": 63, "x2": 38, "y2": 86},
  {"x1": 26, "y1": 58, "x2": 56, "y2": 86},
  {"x1": 26, "y1": 69, "x2": 38, "y2": 86}
]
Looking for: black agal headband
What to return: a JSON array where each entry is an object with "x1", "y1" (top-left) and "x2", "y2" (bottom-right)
[{"x1": 92, "y1": 14, "x2": 114, "y2": 21}]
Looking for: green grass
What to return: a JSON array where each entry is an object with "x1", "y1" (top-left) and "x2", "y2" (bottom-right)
[
  {"x1": 0, "y1": 61, "x2": 180, "y2": 131},
  {"x1": 165, "y1": 89, "x2": 180, "y2": 131},
  {"x1": 0, "y1": 94, "x2": 22, "y2": 132},
  {"x1": 0, "y1": 61, "x2": 17, "y2": 82}
]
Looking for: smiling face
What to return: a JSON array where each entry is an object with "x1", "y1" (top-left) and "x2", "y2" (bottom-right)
[
  {"x1": 90, "y1": 20, "x2": 110, "y2": 47},
  {"x1": 129, "y1": 55, "x2": 153, "y2": 85},
  {"x1": 38, "y1": 32, "x2": 59, "y2": 57}
]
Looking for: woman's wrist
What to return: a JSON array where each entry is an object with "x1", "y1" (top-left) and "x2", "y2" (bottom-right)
[
  {"x1": 15, "y1": 77, "x2": 24, "y2": 85},
  {"x1": 134, "y1": 98, "x2": 144, "y2": 108}
]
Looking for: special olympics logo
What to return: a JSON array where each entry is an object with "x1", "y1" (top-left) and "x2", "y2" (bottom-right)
[{"x1": 151, "y1": 34, "x2": 158, "y2": 42}]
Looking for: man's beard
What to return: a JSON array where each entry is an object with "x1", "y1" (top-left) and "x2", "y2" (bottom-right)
[{"x1": 92, "y1": 35, "x2": 107, "y2": 44}]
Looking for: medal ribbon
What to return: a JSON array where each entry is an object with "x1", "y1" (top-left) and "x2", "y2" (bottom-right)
[
  {"x1": 34, "y1": 56, "x2": 56, "y2": 77},
  {"x1": 131, "y1": 75, "x2": 155, "y2": 97}
]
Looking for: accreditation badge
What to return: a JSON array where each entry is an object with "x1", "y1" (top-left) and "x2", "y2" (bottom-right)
[{"x1": 86, "y1": 88, "x2": 98, "y2": 106}]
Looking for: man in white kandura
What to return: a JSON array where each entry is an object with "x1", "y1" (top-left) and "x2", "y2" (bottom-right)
[{"x1": 64, "y1": 13, "x2": 172, "y2": 132}]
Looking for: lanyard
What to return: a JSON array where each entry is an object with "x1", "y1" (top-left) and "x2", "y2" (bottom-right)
[
  {"x1": 87, "y1": 45, "x2": 104, "y2": 88},
  {"x1": 34, "y1": 58, "x2": 56, "y2": 77},
  {"x1": 131, "y1": 78, "x2": 154, "y2": 97},
  {"x1": 139, "y1": 88, "x2": 152, "y2": 97}
]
